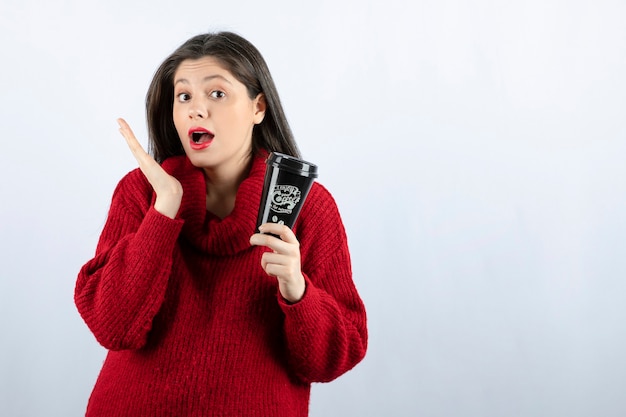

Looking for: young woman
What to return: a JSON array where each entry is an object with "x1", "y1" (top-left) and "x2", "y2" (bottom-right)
[{"x1": 75, "y1": 31, "x2": 367, "y2": 416}]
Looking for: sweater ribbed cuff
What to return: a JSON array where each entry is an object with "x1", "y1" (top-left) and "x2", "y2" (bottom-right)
[
  {"x1": 278, "y1": 273, "x2": 320, "y2": 318},
  {"x1": 135, "y1": 207, "x2": 185, "y2": 253}
]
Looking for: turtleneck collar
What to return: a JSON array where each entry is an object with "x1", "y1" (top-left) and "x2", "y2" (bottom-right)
[{"x1": 161, "y1": 153, "x2": 267, "y2": 256}]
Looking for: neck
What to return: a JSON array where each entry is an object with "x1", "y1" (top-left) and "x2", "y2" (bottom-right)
[{"x1": 203, "y1": 156, "x2": 252, "y2": 219}]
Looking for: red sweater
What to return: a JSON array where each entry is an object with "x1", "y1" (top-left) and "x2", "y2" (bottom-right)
[{"x1": 75, "y1": 154, "x2": 367, "y2": 417}]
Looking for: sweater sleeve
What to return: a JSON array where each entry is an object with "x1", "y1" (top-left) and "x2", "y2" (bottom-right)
[
  {"x1": 279, "y1": 184, "x2": 368, "y2": 383},
  {"x1": 74, "y1": 171, "x2": 184, "y2": 351}
]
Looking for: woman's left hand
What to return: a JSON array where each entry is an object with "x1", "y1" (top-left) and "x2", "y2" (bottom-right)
[{"x1": 250, "y1": 223, "x2": 306, "y2": 303}]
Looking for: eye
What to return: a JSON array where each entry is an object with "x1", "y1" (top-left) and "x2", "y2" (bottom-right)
[
  {"x1": 176, "y1": 92, "x2": 191, "y2": 102},
  {"x1": 210, "y1": 90, "x2": 226, "y2": 99}
]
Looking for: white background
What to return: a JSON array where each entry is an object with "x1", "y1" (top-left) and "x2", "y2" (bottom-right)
[{"x1": 1, "y1": 0, "x2": 625, "y2": 416}]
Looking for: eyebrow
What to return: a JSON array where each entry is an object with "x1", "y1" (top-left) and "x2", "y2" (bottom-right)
[{"x1": 174, "y1": 74, "x2": 233, "y2": 86}]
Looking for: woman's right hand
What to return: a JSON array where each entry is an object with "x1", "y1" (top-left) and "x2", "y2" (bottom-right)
[{"x1": 118, "y1": 118, "x2": 183, "y2": 219}]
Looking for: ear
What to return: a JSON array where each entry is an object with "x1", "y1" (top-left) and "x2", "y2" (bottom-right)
[{"x1": 253, "y1": 93, "x2": 267, "y2": 125}]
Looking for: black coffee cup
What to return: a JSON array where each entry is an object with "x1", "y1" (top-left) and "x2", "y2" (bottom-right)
[{"x1": 256, "y1": 152, "x2": 318, "y2": 234}]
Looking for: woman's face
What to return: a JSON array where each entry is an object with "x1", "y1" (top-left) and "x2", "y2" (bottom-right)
[{"x1": 172, "y1": 56, "x2": 266, "y2": 176}]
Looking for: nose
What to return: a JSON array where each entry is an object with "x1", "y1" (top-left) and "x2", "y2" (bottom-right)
[{"x1": 188, "y1": 102, "x2": 208, "y2": 119}]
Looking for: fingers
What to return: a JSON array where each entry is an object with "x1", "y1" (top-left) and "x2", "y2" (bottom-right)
[
  {"x1": 258, "y1": 241, "x2": 305, "y2": 302},
  {"x1": 261, "y1": 252, "x2": 300, "y2": 280},
  {"x1": 117, "y1": 118, "x2": 151, "y2": 167},
  {"x1": 250, "y1": 232, "x2": 299, "y2": 260},
  {"x1": 250, "y1": 224, "x2": 305, "y2": 303},
  {"x1": 250, "y1": 224, "x2": 301, "y2": 274},
  {"x1": 117, "y1": 118, "x2": 165, "y2": 185},
  {"x1": 117, "y1": 118, "x2": 183, "y2": 219},
  {"x1": 255, "y1": 223, "x2": 299, "y2": 245}
]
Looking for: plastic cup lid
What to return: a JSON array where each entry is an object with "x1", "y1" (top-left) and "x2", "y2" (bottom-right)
[{"x1": 266, "y1": 152, "x2": 318, "y2": 178}]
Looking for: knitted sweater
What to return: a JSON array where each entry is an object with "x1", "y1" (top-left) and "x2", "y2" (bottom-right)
[{"x1": 75, "y1": 154, "x2": 367, "y2": 417}]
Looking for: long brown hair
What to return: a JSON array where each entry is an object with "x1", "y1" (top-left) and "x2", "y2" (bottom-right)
[{"x1": 146, "y1": 32, "x2": 301, "y2": 163}]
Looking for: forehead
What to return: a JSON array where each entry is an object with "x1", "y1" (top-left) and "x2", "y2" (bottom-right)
[{"x1": 174, "y1": 56, "x2": 234, "y2": 80}]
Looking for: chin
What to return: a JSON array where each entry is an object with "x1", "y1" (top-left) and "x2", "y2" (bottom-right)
[{"x1": 186, "y1": 155, "x2": 214, "y2": 170}]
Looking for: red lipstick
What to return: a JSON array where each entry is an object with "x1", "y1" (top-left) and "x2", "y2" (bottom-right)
[{"x1": 188, "y1": 127, "x2": 214, "y2": 150}]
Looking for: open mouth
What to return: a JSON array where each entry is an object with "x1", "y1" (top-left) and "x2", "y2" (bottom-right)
[
  {"x1": 190, "y1": 130, "x2": 214, "y2": 144},
  {"x1": 188, "y1": 127, "x2": 214, "y2": 149}
]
